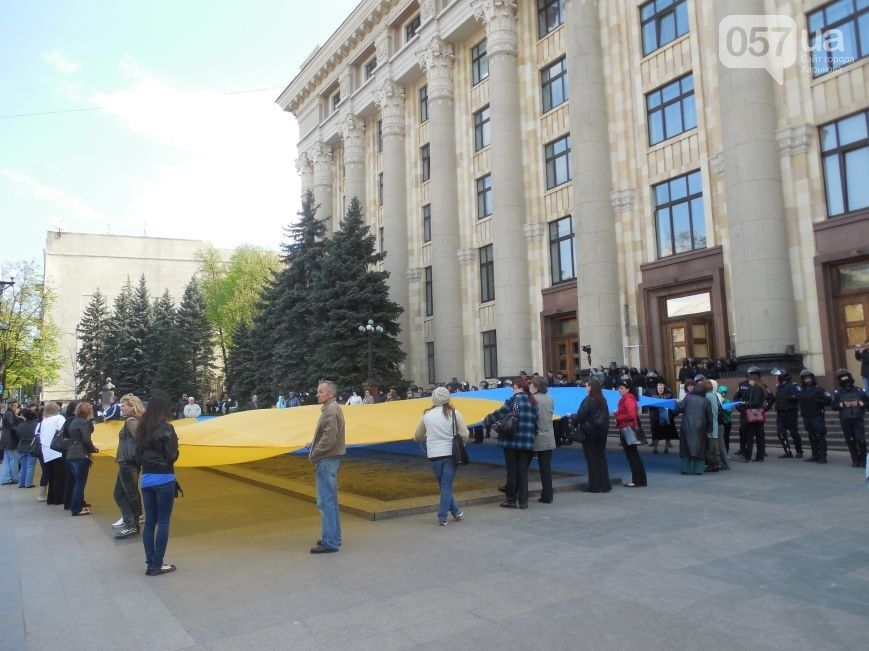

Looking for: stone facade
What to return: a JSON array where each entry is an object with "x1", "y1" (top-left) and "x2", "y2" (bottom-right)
[
  {"x1": 278, "y1": 0, "x2": 869, "y2": 388},
  {"x1": 42, "y1": 232, "x2": 233, "y2": 400}
]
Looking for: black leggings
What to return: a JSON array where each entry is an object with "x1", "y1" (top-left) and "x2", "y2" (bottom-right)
[{"x1": 623, "y1": 445, "x2": 647, "y2": 486}]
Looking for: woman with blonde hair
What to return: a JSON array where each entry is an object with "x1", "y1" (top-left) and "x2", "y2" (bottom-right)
[
  {"x1": 66, "y1": 402, "x2": 99, "y2": 516},
  {"x1": 112, "y1": 394, "x2": 144, "y2": 539},
  {"x1": 413, "y1": 386, "x2": 470, "y2": 526},
  {"x1": 38, "y1": 402, "x2": 66, "y2": 504}
]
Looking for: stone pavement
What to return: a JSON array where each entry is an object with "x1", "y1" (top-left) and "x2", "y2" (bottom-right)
[{"x1": 1, "y1": 448, "x2": 867, "y2": 651}]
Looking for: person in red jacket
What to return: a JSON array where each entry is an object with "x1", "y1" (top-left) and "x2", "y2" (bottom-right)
[{"x1": 615, "y1": 381, "x2": 647, "y2": 487}]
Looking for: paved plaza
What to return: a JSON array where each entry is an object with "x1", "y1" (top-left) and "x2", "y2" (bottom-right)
[{"x1": 1, "y1": 448, "x2": 867, "y2": 651}]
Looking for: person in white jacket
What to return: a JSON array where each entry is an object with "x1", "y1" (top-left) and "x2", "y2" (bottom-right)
[
  {"x1": 182, "y1": 397, "x2": 201, "y2": 418},
  {"x1": 37, "y1": 401, "x2": 67, "y2": 504},
  {"x1": 413, "y1": 386, "x2": 469, "y2": 526}
]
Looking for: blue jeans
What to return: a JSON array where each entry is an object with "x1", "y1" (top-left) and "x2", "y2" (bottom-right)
[
  {"x1": 18, "y1": 453, "x2": 36, "y2": 487},
  {"x1": 142, "y1": 480, "x2": 175, "y2": 570},
  {"x1": 431, "y1": 457, "x2": 460, "y2": 523},
  {"x1": 67, "y1": 458, "x2": 90, "y2": 515},
  {"x1": 315, "y1": 457, "x2": 341, "y2": 549},
  {"x1": 1, "y1": 449, "x2": 20, "y2": 484}
]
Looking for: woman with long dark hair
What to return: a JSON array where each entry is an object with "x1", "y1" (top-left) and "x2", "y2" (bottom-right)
[
  {"x1": 616, "y1": 380, "x2": 647, "y2": 487},
  {"x1": 575, "y1": 380, "x2": 612, "y2": 493},
  {"x1": 135, "y1": 391, "x2": 179, "y2": 576}
]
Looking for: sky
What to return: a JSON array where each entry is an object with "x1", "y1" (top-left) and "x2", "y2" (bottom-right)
[{"x1": 0, "y1": 0, "x2": 361, "y2": 272}]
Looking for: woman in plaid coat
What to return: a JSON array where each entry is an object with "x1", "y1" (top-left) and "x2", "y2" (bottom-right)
[{"x1": 483, "y1": 378, "x2": 539, "y2": 509}]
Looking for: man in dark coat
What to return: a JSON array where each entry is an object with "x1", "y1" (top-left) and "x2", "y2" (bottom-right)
[
  {"x1": 771, "y1": 369, "x2": 802, "y2": 458},
  {"x1": 676, "y1": 384, "x2": 713, "y2": 475},
  {"x1": 832, "y1": 369, "x2": 867, "y2": 468},
  {"x1": 797, "y1": 370, "x2": 831, "y2": 463}
]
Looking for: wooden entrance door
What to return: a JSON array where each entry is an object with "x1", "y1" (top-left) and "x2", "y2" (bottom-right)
[
  {"x1": 836, "y1": 293, "x2": 869, "y2": 380},
  {"x1": 664, "y1": 317, "x2": 713, "y2": 388},
  {"x1": 553, "y1": 335, "x2": 579, "y2": 382}
]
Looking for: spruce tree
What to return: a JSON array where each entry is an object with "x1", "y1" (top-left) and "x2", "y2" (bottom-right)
[
  {"x1": 128, "y1": 275, "x2": 152, "y2": 394},
  {"x1": 226, "y1": 320, "x2": 257, "y2": 402},
  {"x1": 76, "y1": 289, "x2": 108, "y2": 399},
  {"x1": 175, "y1": 277, "x2": 214, "y2": 401},
  {"x1": 145, "y1": 290, "x2": 176, "y2": 396},
  {"x1": 103, "y1": 278, "x2": 139, "y2": 397},
  {"x1": 152, "y1": 328, "x2": 190, "y2": 401},
  {"x1": 310, "y1": 196, "x2": 404, "y2": 389}
]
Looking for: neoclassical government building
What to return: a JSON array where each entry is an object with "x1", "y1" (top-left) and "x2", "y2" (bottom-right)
[{"x1": 278, "y1": 0, "x2": 868, "y2": 389}]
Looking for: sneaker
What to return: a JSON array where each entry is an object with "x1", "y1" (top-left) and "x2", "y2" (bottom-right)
[
  {"x1": 114, "y1": 526, "x2": 138, "y2": 539},
  {"x1": 112, "y1": 518, "x2": 125, "y2": 528},
  {"x1": 139, "y1": 514, "x2": 145, "y2": 525},
  {"x1": 452, "y1": 511, "x2": 463, "y2": 521},
  {"x1": 146, "y1": 564, "x2": 177, "y2": 576},
  {"x1": 438, "y1": 520, "x2": 448, "y2": 526}
]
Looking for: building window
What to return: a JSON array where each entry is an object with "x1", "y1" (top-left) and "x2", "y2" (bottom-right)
[
  {"x1": 479, "y1": 244, "x2": 495, "y2": 303},
  {"x1": 808, "y1": 0, "x2": 868, "y2": 77},
  {"x1": 419, "y1": 85, "x2": 429, "y2": 123},
  {"x1": 426, "y1": 341, "x2": 436, "y2": 384},
  {"x1": 544, "y1": 134, "x2": 572, "y2": 189},
  {"x1": 646, "y1": 73, "x2": 696, "y2": 146},
  {"x1": 549, "y1": 215, "x2": 575, "y2": 284},
  {"x1": 640, "y1": 0, "x2": 689, "y2": 56},
  {"x1": 379, "y1": 226, "x2": 384, "y2": 254},
  {"x1": 331, "y1": 91, "x2": 341, "y2": 112},
  {"x1": 653, "y1": 170, "x2": 706, "y2": 258},
  {"x1": 471, "y1": 39, "x2": 489, "y2": 86},
  {"x1": 406, "y1": 14, "x2": 422, "y2": 42},
  {"x1": 420, "y1": 143, "x2": 430, "y2": 182},
  {"x1": 541, "y1": 56, "x2": 568, "y2": 113},
  {"x1": 482, "y1": 330, "x2": 498, "y2": 378},
  {"x1": 473, "y1": 105, "x2": 491, "y2": 151},
  {"x1": 820, "y1": 109, "x2": 869, "y2": 217},
  {"x1": 377, "y1": 120, "x2": 383, "y2": 153},
  {"x1": 537, "y1": 0, "x2": 564, "y2": 38},
  {"x1": 422, "y1": 204, "x2": 431, "y2": 243},
  {"x1": 476, "y1": 174, "x2": 493, "y2": 219},
  {"x1": 424, "y1": 266, "x2": 433, "y2": 316},
  {"x1": 378, "y1": 172, "x2": 384, "y2": 206},
  {"x1": 364, "y1": 57, "x2": 377, "y2": 80}
]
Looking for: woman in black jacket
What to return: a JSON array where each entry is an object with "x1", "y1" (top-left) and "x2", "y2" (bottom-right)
[
  {"x1": 576, "y1": 380, "x2": 612, "y2": 493},
  {"x1": 16, "y1": 406, "x2": 39, "y2": 488},
  {"x1": 112, "y1": 394, "x2": 144, "y2": 539},
  {"x1": 66, "y1": 402, "x2": 99, "y2": 516},
  {"x1": 737, "y1": 368, "x2": 772, "y2": 462},
  {"x1": 135, "y1": 391, "x2": 180, "y2": 576}
]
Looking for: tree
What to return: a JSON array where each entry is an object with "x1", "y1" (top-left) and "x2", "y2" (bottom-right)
[
  {"x1": 309, "y1": 196, "x2": 404, "y2": 389},
  {"x1": 76, "y1": 289, "x2": 108, "y2": 399},
  {"x1": 103, "y1": 277, "x2": 139, "y2": 397},
  {"x1": 129, "y1": 275, "x2": 152, "y2": 392},
  {"x1": 225, "y1": 319, "x2": 257, "y2": 401},
  {"x1": 147, "y1": 290, "x2": 178, "y2": 398},
  {"x1": 0, "y1": 261, "x2": 62, "y2": 398},
  {"x1": 175, "y1": 277, "x2": 214, "y2": 400},
  {"x1": 197, "y1": 244, "x2": 279, "y2": 378}
]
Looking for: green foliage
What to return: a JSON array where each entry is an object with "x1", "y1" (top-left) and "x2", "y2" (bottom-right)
[
  {"x1": 102, "y1": 277, "x2": 141, "y2": 397},
  {"x1": 145, "y1": 289, "x2": 176, "y2": 396},
  {"x1": 175, "y1": 277, "x2": 215, "y2": 400},
  {"x1": 76, "y1": 289, "x2": 108, "y2": 399},
  {"x1": 0, "y1": 261, "x2": 62, "y2": 397}
]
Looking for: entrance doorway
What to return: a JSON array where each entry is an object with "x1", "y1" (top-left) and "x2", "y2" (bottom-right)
[
  {"x1": 548, "y1": 316, "x2": 579, "y2": 382},
  {"x1": 664, "y1": 318, "x2": 713, "y2": 387},
  {"x1": 833, "y1": 261, "x2": 869, "y2": 380}
]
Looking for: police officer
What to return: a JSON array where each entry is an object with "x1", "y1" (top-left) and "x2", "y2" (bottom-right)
[
  {"x1": 796, "y1": 369, "x2": 831, "y2": 463},
  {"x1": 770, "y1": 369, "x2": 802, "y2": 458},
  {"x1": 736, "y1": 366, "x2": 772, "y2": 462},
  {"x1": 732, "y1": 373, "x2": 752, "y2": 459},
  {"x1": 831, "y1": 369, "x2": 867, "y2": 468}
]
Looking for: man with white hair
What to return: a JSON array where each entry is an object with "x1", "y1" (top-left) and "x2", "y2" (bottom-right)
[
  {"x1": 182, "y1": 396, "x2": 201, "y2": 418},
  {"x1": 308, "y1": 380, "x2": 346, "y2": 553}
]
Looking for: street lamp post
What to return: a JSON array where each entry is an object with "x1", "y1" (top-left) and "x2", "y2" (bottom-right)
[{"x1": 357, "y1": 318, "x2": 384, "y2": 388}]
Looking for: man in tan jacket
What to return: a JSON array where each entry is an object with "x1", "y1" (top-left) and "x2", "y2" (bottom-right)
[{"x1": 308, "y1": 380, "x2": 346, "y2": 553}]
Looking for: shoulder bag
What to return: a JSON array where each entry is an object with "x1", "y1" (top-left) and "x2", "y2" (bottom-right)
[
  {"x1": 49, "y1": 428, "x2": 69, "y2": 453},
  {"x1": 29, "y1": 425, "x2": 42, "y2": 457},
  {"x1": 745, "y1": 408, "x2": 765, "y2": 424},
  {"x1": 451, "y1": 412, "x2": 469, "y2": 465},
  {"x1": 492, "y1": 397, "x2": 519, "y2": 440}
]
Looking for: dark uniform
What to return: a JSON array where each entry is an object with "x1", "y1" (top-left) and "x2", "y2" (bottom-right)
[
  {"x1": 796, "y1": 370, "x2": 831, "y2": 463},
  {"x1": 771, "y1": 370, "x2": 802, "y2": 458},
  {"x1": 733, "y1": 379, "x2": 752, "y2": 458},
  {"x1": 736, "y1": 367, "x2": 773, "y2": 462},
  {"x1": 831, "y1": 369, "x2": 867, "y2": 468}
]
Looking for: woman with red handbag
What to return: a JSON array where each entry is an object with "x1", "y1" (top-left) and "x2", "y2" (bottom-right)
[
  {"x1": 616, "y1": 381, "x2": 647, "y2": 487},
  {"x1": 738, "y1": 367, "x2": 771, "y2": 461}
]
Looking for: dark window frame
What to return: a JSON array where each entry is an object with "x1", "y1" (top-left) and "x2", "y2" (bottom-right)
[
  {"x1": 482, "y1": 330, "x2": 498, "y2": 378},
  {"x1": 544, "y1": 134, "x2": 572, "y2": 190},
  {"x1": 406, "y1": 14, "x2": 422, "y2": 42},
  {"x1": 331, "y1": 92, "x2": 341, "y2": 112},
  {"x1": 479, "y1": 244, "x2": 495, "y2": 303},
  {"x1": 379, "y1": 226, "x2": 384, "y2": 254},
  {"x1": 819, "y1": 108, "x2": 869, "y2": 217},
  {"x1": 540, "y1": 56, "x2": 568, "y2": 113},
  {"x1": 471, "y1": 39, "x2": 489, "y2": 86},
  {"x1": 420, "y1": 143, "x2": 431, "y2": 182},
  {"x1": 419, "y1": 85, "x2": 429, "y2": 123},
  {"x1": 378, "y1": 172, "x2": 384, "y2": 206},
  {"x1": 364, "y1": 57, "x2": 377, "y2": 80},
  {"x1": 424, "y1": 266, "x2": 433, "y2": 317},
  {"x1": 473, "y1": 104, "x2": 491, "y2": 151},
  {"x1": 646, "y1": 73, "x2": 696, "y2": 146},
  {"x1": 476, "y1": 174, "x2": 493, "y2": 220},
  {"x1": 640, "y1": 0, "x2": 689, "y2": 56},
  {"x1": 549, "y1": 215, "x2": 576, "y2": 285},
  {"x1": 653, "y1": 169, "x2": 706, "y2": 259},
  {"x1": 377, "y1": 120, "x2": 383, "y2": 153},
  {"x1": 807, "y1": 0, "x2": 868, "y2": 77},
  {"x1": 537, "y1": 0, "x2": 565, "y2": 39},
  {"x1": 422, "y1": 203, "x2": 432, "y2": 243},
  {"x1": 426, "y1": 341, "x2": 436, "y2": 384}
]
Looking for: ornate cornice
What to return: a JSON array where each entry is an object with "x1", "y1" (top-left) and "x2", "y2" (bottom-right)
[
  {"x1": 456, "y1": 248, "x2": 477, "y2": 266},
  {"x1": 340, "y1": 114, "x2": 366, "y2": 164},
  {"x1": 406, "y1": 267, "x2": 423, "y2": 282},
  {"x1": 775, "y1": 124, "x2": 813, "y2": 157},
  {"x1": 523, "y1": 222, "x2": 546, "y2": 240},
  {"x1": 709, "y1": 152, "x2": 725, "y2": 176},
  {"x1": 416, "y1": 37, "x2": 455, "y2": 100},
  {"x1": 610, "y1": 189, "x2": 637, "y2": 213},
  {"x1": 470, "y1": 0, "x2": 518, "y2": 57},
  {"x1": 309, "y1": 143, "x2": 333, "y2": 185},
  {"x1": 375, "y1": 79, "x2": 406, "y2": 136}
]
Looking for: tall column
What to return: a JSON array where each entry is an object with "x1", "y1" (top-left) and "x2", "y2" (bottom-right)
[
  {"x1": 340, "y1": 114, "x2": 366, "y2": 212},
  {"x1": 417, "y1": 37, "x2": 464, "y2": 382},
  {"x1": 294, "y1": 151, "x2": 313, "y2": 195},
  {"x1": 471, "y1": 0, "x2": 533, "y2": 376},
  {"x1": 565, "y1": 0, "x2": 622, "y2": 367},
  {"x1": 375, "y1": 79, "x2": 411, "y2": 359},
  {"x1": 310, "y1": 142, "x2": 334, "y2": 233},
  {"x1": 716, "y1": 0, "x2": 798, "y2": 364}
]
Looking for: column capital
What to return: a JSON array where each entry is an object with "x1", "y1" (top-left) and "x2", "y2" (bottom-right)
[
  {"x1": 375, "y1": 80, "x2": 406, "y2": 137},
  {"x1": 416, "y1": 37, "x2": 455, "y2": 100},
  {"x1": 309, "y1": 143, "x2": 333, "y2": 185},
  {"x1": 374, "y1": 30, "x2": 390, "y2": 63},
  {"x1": 775, "y1": 124, "x2": 813, "y2": 157},
  {"x1": 523, "y1": 222, "x2": 546, "y2": 241},
  {"x1": 340, "y1": 114, "x2": 366, "y2": 164},
  {"x1": 406, "y1": 267, "x2": 423, "y2": 282},
  {"x1": 470, "y1": 0, "x2": 518, "y2": 57},
  {"x1": 456, "y1": 247, "x2": 477, "y2": 266},
  {"x1": 610, "y1": 189, "x2": 637, "y2": 213}
]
